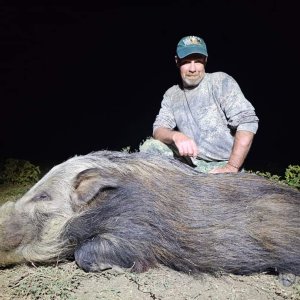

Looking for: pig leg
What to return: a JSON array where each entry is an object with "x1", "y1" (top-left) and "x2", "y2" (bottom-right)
[{"x1": 74, "y1": 235, "x2": 156, "y2": 273}]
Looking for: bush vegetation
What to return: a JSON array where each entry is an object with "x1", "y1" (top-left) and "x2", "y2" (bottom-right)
[
  {"x1": 251, "y1": 164, "x2": 300, "y2": 190},
  {"x1": 0, "y1": 158, "x2": 41, "y2": 185}
]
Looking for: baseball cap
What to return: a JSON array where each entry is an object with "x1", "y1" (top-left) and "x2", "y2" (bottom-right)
[{"x1": 176, "y1": 36, "x2": 208, "y2": 58}]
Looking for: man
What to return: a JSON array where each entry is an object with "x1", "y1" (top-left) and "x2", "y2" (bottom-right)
[{"x1": 141, "y1": 35, "x2": 259, "y2": 173}]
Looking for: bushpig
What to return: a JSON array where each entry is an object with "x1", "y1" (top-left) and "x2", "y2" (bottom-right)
[{"x1": 0, "y1": 151, "x2": 299, "y2": 285}]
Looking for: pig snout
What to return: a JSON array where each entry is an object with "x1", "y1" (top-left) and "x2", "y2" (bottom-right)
[{"x1": 0, "y1": 201, "x2": 33, "y2": 265}]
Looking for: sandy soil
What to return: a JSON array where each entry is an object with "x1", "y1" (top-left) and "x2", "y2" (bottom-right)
[{"x1": 0, "y1": 262, "x2": 299, "y2": 300}]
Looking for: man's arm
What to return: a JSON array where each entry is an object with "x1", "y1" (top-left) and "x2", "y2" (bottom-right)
[
  {"x1": 153, "y1": 128, "x2": 198, "y2": 158},
  {"x1": 209, "y1": 130, "x2": 255, "y2": 173}
]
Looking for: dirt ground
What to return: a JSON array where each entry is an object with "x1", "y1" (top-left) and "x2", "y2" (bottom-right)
[{"x1": 0, "y1": 262, "x2": 299, "y2": 300}]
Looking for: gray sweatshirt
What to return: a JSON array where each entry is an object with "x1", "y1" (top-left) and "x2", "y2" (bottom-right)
[{"x1": 153, "y1": 72, "x2": 259, "y2": 162}]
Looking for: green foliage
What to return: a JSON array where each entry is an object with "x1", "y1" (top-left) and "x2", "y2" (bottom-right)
[
  {"x1": 0, "y1": 158, "x2": 41, "y2": 185},
  {"x1": 251, "y1": 165, "x2": 300, "y2": 190},
  {"x1": 251, "y1": 171, "x2": 282, "y2": 182},
  {"x1": 283, "y1": 165, "x2": 300, "y2": 189}
]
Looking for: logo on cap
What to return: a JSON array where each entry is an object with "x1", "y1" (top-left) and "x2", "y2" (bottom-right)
[{"x1": 182, "y1": 36, "x2": 202, "y2": 46}]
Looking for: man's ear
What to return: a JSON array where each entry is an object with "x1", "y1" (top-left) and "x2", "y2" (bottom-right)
[{"x1": 71, "y1": 168, "x2": 119, "y2": 207}]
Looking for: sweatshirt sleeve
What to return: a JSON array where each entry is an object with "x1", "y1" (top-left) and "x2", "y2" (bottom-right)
[
  {"x1": 153, "y1": 92, "x2": 177, "y2": 134},
  {"x1": 215, "y1": 73, "x2": 259, "y2": 134}
]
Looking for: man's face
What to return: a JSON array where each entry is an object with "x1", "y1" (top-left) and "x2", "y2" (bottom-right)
[{"x1": 176, "y1": 54, "x2": 207, "y2": 88}]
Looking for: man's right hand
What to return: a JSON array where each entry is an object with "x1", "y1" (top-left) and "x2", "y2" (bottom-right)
[{"x1": 172, "y1": 132, "x2": 198, "y2": 158}]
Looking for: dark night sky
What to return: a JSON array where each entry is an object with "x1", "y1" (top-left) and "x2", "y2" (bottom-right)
[{"x1": 0, "y1": 0, "x2": 299, "y2": 173}]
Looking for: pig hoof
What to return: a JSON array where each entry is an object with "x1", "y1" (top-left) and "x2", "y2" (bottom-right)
[{"x1": 278, "y1": 273, "x2": 296, "y2": 286}]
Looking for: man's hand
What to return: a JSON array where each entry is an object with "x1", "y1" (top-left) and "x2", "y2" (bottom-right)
[
  {"x1": 209, "y1": 164, "x2": 239, "y2": 174},
  {"x1": 172, "y1": 132, "x2": 198, "y2": 158}
]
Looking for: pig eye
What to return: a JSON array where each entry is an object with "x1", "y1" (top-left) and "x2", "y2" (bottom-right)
[{"x1": 32, "y1": 192, "x2": 51, "y2": 201}]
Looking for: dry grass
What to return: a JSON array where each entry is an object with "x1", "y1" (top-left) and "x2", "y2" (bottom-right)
[{"x1": 5, "y1": 263, "x2": 82, "y2": 300}]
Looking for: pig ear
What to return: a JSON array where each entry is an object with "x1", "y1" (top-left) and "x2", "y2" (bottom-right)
[{"x1": 72, "y1": 168, "x2": 119, "y2": 205}]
